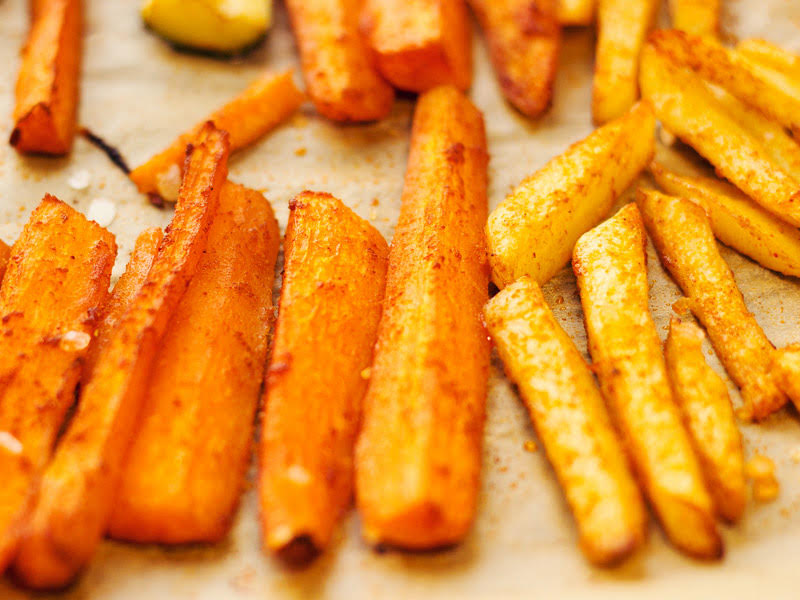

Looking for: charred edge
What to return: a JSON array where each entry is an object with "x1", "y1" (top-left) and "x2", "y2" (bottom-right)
[
  {"x1": 8, "y1": 128, "x2": 21, "y2": 148},
  {"x1": 147, "y1": 193, "x2": 165, "y2": 209},
  {"x1": 80, "y1": 127, "x2": 131, "y2": 175},
  {"x1": 276, "y1": 535, "x2": 320, "y2": 567}
]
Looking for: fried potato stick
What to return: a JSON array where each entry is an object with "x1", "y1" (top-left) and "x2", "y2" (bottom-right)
[
  {"x1": 485, "y1": 277, "x2": 646, "y2": 566},
  {"x1": 12, "y1": 124, "x2": 229, "y2": 589},
  {"x1": 556, "y1": 0, "x2": 594, "y2": 25},
  {"x1": 0, "y1": 196, "x2": 116, "y2": 572},
  {"x1": 737, "y1": 39, "x2": 800, "y2": 82},
  {"x1": 573, "y1": 203, "x2": 721, "y2": 559},
  {"x1": 637, "y1": 189, "x2": 786, "y2": 420},
  {"x1": 668, "y1": 0, "x2": 719, "y2": 38},
  {"x1": 356, "y1": 86, "x2": 489, "y2": 549}
]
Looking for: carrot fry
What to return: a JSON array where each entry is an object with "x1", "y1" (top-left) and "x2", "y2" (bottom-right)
[
  {"x1": 260, "y1": 192, "x2": 388, "y2": 562},
  {"x1": 285, "y1": 0, "x2": 394, "y2": 122},
  {"x1": 129, "y1": 70, "x2": 302, "y2": 202},
  {"x1": 573, "y1": 203, "x2": 721, "y2": 560},
  {"x1": 108, "y1": 183, "x2": 279, "y2": 544},
  {"x1": 468, "y1": 0, "x2": 561, "y2": 118},
  {"x1": 0, "y1": 196, "x2": 115, "y2": 572},
  {"x1": 12, "y1": 123, "x2": 229, "y2": 589},
  {"x1": 485, "y1": 277, "x2": 647, "y2": 566},
  {"x1": 0, "y1": 239, "x2": 10, "y2": 282},
  {"x1": 11, "y1": 0, "x2": 81, "y2": 155},
  {"x1": 355, "y1": 86, "x2": 489, "y2": 549},
  {"x1": 83, "y1": 227, "x2": 163, "y2": 383},
  {"x1": 361, "y1": 0, "x2": 472, "y2": 92},
  {"x1": 637, "y1": 189, "x2": 786, "y2": 420}
]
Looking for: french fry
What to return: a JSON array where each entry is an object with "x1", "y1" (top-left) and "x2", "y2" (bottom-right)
[
  {"x1": 11, "y1": 0, "x2": 81, "y2": 155},
  {"x1": 0, "y1": 196, "x2": 116, "y2": 572},
  {"x1": 573, "y1": 203, "x2": 721, "y2": 560},
  {"x1": 355, "y1": 86, "x2": 489, "y2": 549},
  {"x1": 109, "y1": 183, "x2": 279, "y2": 544},
  {"x1": 360, "y1": 0, "x2": 472, "y2": 92},
  {"x1": 12, "y1": 124, "x2": 229, "y2": 589},
  {"x1": 737, "y1": 39, "x2": 800, "y2": 82},
  {"x1": 592, "y1": 0, "x2": 659, "y2": 124},
  {"x1": 637, "y1": 189, "x2": 786, "y2": 420},
  {"x1": 556, "y1": 0, "x2": 595, "y2": 25},
  {"x1": 668, "y1": 0, "x2": 719, "y2": 38},
  {"x1": 83, "y1": 227, "x2": 163, "y2": 383},
  {"x1": 771, "y1": 345, "x2": 800, "y2": 411},
  {"x1": 640, "y1": 42, "x2": 800, "y2": 227},
  {"x1": 129, "y1": 70, "x2": 302, "y2": 202},
  {"x1": 468, "y1": 0, "x2": 560, "y2": 118},
  {"x1": 260, "y1": 192, "x2": 388, "y2": 562},
  {"x1": 285, "y1": 0, "x2": 394, "y2": 122},
  {"x1": 664, "y1": 317, "x2": 746, "y2": 523},
  {"x1": 485, "y1": 277, "x2": 646, "y2": 566},
  {"x1": 0, "y1": 239, "x2": 10, "y2": 282},
  {"x1": 651, "y1": 163, "x2": 800, "y2": 278},
  {"x1": 486, "y1": 101, "x2": 654, "y2": 288}
]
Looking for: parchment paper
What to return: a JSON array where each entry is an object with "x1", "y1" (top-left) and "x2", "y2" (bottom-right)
[{"x1": 1, "y1": 1, "x2": 800, "y2": 598}]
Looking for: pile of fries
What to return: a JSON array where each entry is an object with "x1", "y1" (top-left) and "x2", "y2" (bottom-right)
[{"x1": 4, "y1": 0, "x2": 800, "y2": 591}]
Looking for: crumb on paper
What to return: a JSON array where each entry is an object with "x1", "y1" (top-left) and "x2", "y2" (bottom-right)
[
  {"x1": 67, "y1": 169, "x2": 91, "y2": 190},
  {"x1": 790, "y1": 447, "x2": 800, "y2": 463},
  {"x1": 229, "y1": 565, "x2": 257, "y2": 593},
  {"x1": 371, "y1": 198, "x2": 380, "y2": 207},
  {"x1": 87, "y1": 198, "x2": 117, "y2": 228},
  {"x1": 0, "y1": 431, "x2": 23, "y2": 455},
  {"x1": 294, "y1": 147, "x2": 307, "y2": 156},
  {"x1": 524, "y1": 440, "x2": 538, "y2": 453},
  {"x1": 746, "y1": 454, "x2": 780, "y2": 502},
  {"x1": 59, "y1": 330, "x2": 91, "y2": 352}
]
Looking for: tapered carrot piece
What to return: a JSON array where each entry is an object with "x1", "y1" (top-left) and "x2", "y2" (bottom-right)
[
  {"x1": 83, "y1": 227, "x2": 163, "y2": 383},
  {"x1": 108, "y1": 183, "x2": 279, "y2": 544},
  {"x1": 129, "y1": 70, "x2": 302, "y2": 202},
  {"x1": 12, "y1": 124, "x2": 229, "y2": 589},
  {"x1": 285, "y1": 0, "x2": 394, "y2": 122},
  {"x1": 361, "y1": 0, "x2": 472, "y2": 92},
  {"x1": 0, "y1": 239, "x2": 10, "y2": 282},
  {"x1": 11, "y1": 0, "x2": 81, "y2": 155},
  {"x1": 0, "y1": 196, "x2": 115, "y2": 573},
  {"x1": 468, "y1": 0, "x2": 561, "y2": 118},
  {"x1": 356, "y1": 86, "x2": 489, "y2": 549},
  {"x1": 260, "y1": 192, "x2": 388, "y2": 562}
]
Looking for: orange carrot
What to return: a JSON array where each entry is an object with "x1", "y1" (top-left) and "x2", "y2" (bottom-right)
[{"x1": 0, "y1": 239, "x2": 10, "y2": 282}]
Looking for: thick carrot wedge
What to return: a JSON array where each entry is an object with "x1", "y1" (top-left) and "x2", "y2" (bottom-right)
[
  {"x1": 468, "y1": 0, "x2": 561, "y2": 118},
  {"x1": 573, "y1": 203, "x2": 721, "y2": 560},
  {"x1": 109, "y1": 183, "x2": 279, "y2": 544},
  {"x1": 12, "y1": 124, "x2": 229, "y2": 589},
  {"x1": 260, "y1": 192, "x2": 388, "y2": 562},
  {"x1": 0, "y1": 196, "x2": 115, "y2": 572},
  {"x1": 668, "y1": 0, "x2": 719, "y2": 38},
  {"x1": 285, "y1": 0, "x2": 394, "y2": 122},
  {"x1": 637, "y1": 189, "x2": 786, "y2": 420},
  {"x1": 83, "y1": 227, "x2": 163, "y2": 383},
  {"x1": 356, "y1": 86, "x2": 489, "y2": 549},
  {"x1": 11, "y1": 0, "x2": 81, "y2": 155},
  {"x1": 130, "y1": 70, "x2": 302, "y2": 202},
  {"x1": 485, "y1": 277, "x2": 646, "y2": 566},
  {"x1": 0, "y1": 239, "x2": 10, "y2": 282},
  {"x1": 361, "y1": 0, "x2": 472, "y2": 92}
]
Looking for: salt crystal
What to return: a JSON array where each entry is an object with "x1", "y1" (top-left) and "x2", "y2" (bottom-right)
[
  {"x1": 60, "y1": 330, "x2": 91, "y2": 352},
  {"x1": 67, "y1": 169, "x2": 91, "y2": 190},
  {"x1": 287, "y1": 464, "x2": 311, "y2": 485},
  {"x1": 87, "y1": 198, "x2": 116, "y2": 227},
  {"x1": 0, "y1": 431, "x2": 22, "y2": 455}
]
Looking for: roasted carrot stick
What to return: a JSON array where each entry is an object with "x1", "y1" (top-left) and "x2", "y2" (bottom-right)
[
  {"x1": 0, "y1": 239, "x2": 10, "y2": 282},
  {"x1": 12, "y1": 124, "x2": 229, "y2": 589},
  {"x1": 108, "y1": 183, "x2": 279, "y2": 544},
  {"x1": 83, "y1": 227, "x2": 163, "y2": 383},
  {"x1": 468, "y1": 0, "x2": 561, "y2": 118},
  {"x1": 129, "y1": 70, "x2": 302, "y2": 202},
  {"x1": 361, "y1": 0, "x2": 472, "y2": 92},
  {"x1": 11, "y1": 0, "x2": 81, "y2": 155},
  {"x1": 260, "y1": 191, "x2": 388, "y2": 562},
  {"x1": 355, "y1": 86, "x2": 489, "y2": 549},
  {"x1": 285, "y1": 0, "x2": 394, "y2": 122},
  {"x1": 0, "y1": 196, "x2": 115, "y2": 572}
]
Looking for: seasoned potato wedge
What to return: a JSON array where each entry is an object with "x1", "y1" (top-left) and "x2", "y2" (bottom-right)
[
  {"x1": 573, "y1": 203, "x2": 721, "y2": 560},
  {"x1": 771, "y1": 345, "x2": 800, "y2": 411},
  {"x1": 12, "y1": 124, "x2": 229, "y2": 589},
  {"x1": 668, "y1": 0, "x2": 719, "y2": 38},
  {"x1": 557, "y1": 0, "x2": 595, "y2": 25},
  {"x1": 640, "y1": 41, "x2": 800, "y2": 227},
  {"x1": 361, "y1": 0, "x2": 472, "y2": 92},
  {"x1": 486, "y1": 101, "x2": 654, "y2": 288},
  {"x1": 285, "y1": 0, "x2": 394, "y2": 122},
  {"x1": 0, "y1": 239, "x2": 10, "y2": 282},
  {"x1": 592, "y1": 0, "x2": 659, "y2": 123},
  {"x1": 469, "y1": 0, "x2": 561, "y2": 118},
  {"x1": 637, "y1": 189, "x2": 786, "y2": 420},
  {"x1": 485, "y1": 277, "x2": 647, "y2": 566},
  {"x1": 356, "y1": 86, "x2": 489, "y2": 549},
  {"x1": 665, "y1": 317, "x2": 746, "y2": 523},
  {"x1": 651, "y1": 163, "x2": 800, "y2": 278},
  {"x1": 737, "y1": 39, "x2": 800, "y2": 82}
]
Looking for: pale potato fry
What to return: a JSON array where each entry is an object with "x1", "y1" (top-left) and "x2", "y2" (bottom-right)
[
  {"x1": 485, "y1": 277, "x2": 646, "y2": 566},
  {"x1": 640, "y1": 42, "x2": 800, "y2": 227},
  {"x1": 664, "y1": 317, "x2": 746, "y2": 523},
  {"x1": 668, "y1": 0, "x2": 719, "y2": 38},
  {"x1": 771, "y1": 345, "x2": 800, "y2": 411},
  {"x1": 651, "y1": 163, "x2": 800, "y2": 278},
  {"x1": 637, "y1": 189, "x2": 786, "y2": 420},
  {"x1": 486, "y1": 101, "x2": 654, "y2": 288},
  {"x1": 737, "y1": 39, "x2": 800, "y2": 82},
  {"x1": 592, "y1": 0, "x2": 659, "y2": 123},
  {"x1": 573, "y1": 203, "x2": 721, "y2": 560},
  {"x1": 557, "y1": 0, "x2": 595, "y2": 25}
]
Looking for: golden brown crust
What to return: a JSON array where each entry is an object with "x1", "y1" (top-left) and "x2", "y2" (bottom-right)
[{"x1": 668, "y1": 0, "x2": 719, "y2": 38}]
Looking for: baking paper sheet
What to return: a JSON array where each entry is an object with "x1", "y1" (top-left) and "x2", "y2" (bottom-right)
[{"x1": 1, "y1": 0, "x2": 800, "y2": 597}]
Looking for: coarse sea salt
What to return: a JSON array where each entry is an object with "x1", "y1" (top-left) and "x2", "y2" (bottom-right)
[
  {"x1": 67, "y1": 169, "x2": 91, "y2": 190},
  {"x1": 87, "y1": 198, "x2": 117, "y2": 227},
  {"x1": 0, "y1": 431, "x2": 23, "y2": 455}
]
